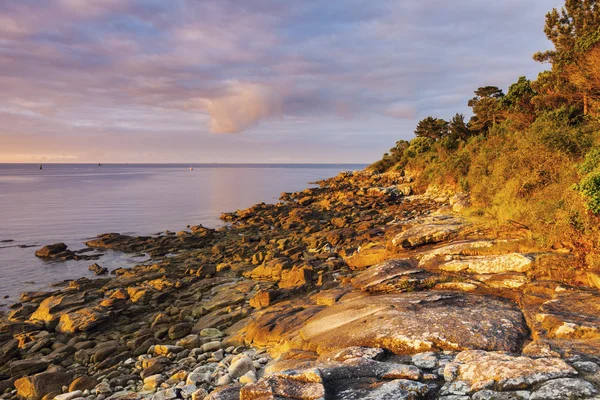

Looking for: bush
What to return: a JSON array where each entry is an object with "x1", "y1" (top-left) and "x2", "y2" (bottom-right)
[
  {"x1": 405, "y1": 137, "x2": 434, "y2": 157},
  {"x1": 575, "y1": 170, "x2": 600, "y2": 214}
]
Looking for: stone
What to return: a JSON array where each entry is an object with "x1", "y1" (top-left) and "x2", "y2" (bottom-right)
[
  {"x1": 204, "y1": 385, "x2": 241, "y2": 400},
  {"x1": 186, "y1": 372, "x2": 210, "y2": 386},
  {"x1": 279, "y1": 266, "x2": 312, "y2": 289},
  {"x1": 95, "y1": 381, "x2": 112, "y2": 395},
  {"x1": 342, "y1": 245, "x2": 388, "y2": 270},
  {"x1": 201, "y1": 341, "x2": 221, "y2": 353},
  {"x1": 29, "y1": 293, "x2": 87, "y2": 326},
  {"x1": 191, "y1": 388, "x2": 208, "y2": 400},
  {"x1": 88, "y1": 263, "x2": 108, "y2": 275},
  {"x1": 54, "y1": 390, "x2": 82, "y2": 400},
  {"x1": 472, "y1": 390, "x2": 531, "y2": 400},
  {"x1": 35, "y1": 243, "x2": 68, "y2": 258},
  {"x1": 333, "y1": 378, "x2": 430, "y2": 400},
  {"x1": 152, "y1": 388, "x2": 178, "y2": 400},
  {"x1": 154, "y1": 345, "x2": 184, "y2": 356},
  {"x1": 176, "y1": 334, "x2": 200, "y2": 350},
  {"x1": 142, "y1": 374, "x2": 163, "y2": 390},
  {"x1": 216, "y1": 374, "x2": 232, "y2": 386},
  {"x1": 381, "y1": 365, "x2": 422, "y2": 381},
  {"x1": 445, "y1": 350, "x2": 577, "y2": 391},
  {"x1": 168, "y1": 323, "x2": 192, "y2": 340},
  {"x1": 228, "y1": 357, "x2": 255, "y2": 379},
  {"x1": 9, "y1": 359, "x2": 49, "y2": 377},
  {"x1": 239, "y1": 371, "x2": 257, "y2": 384},
  {"x1": 412, "y1": 352, "x2": 438, "y2": 369},
  {"x1": 68, "y1": 376, "x2": 98, "y2": 392},
  {"x1": 200, "y1": 328, "x2": 224, "y2": 338},
  {"x1": 439, "y1": 254, "x2": 534, "y2": 274},
  {"x1": 56, "y1": 308, "x2": 108, "y2": 334},
  {"x1": 299, "y1": 292, "x2": 528, "y2": 355},
  {"x1": 240, "y1": 369, "x2": 325, "y2": 400},
  {"x1": 14, "y1": 371, "x2": 71, "y2": 400},
  {"x1": 530, "y1": 378, "x2": 597, "y2": 400},
  {"x1": 318, "y1": 346, "x2": 386, "y2": 363}
]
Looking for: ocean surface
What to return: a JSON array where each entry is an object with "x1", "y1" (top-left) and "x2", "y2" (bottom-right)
[{"x1": 0, "y1": 163, "x2": 366, "y2": 306}]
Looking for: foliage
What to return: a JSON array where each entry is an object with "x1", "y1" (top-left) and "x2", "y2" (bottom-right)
[
  {"x1": 414, "y1": 117, "x2": 448, "y2": 140},
  {"x1": 468, "y1": 86, "x2": 505, "y2": 133}
]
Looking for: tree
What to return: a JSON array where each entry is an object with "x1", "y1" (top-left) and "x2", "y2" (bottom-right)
[
  {"x1": 414, "y1": 117, "x2": 448, "y2": 140},
  {"x1": 502, "y1": 77, "x2": 538, "y2": 126},
  {"x1": 534, "y1": 0, "x2": 600, "y2": 65},
  {"x1": 449, "y1": 113, "x2": 470, "y2": 141},
  {"x1": 565, "y1": 39, "x2": 600, "y2": 116},
  {"x1": 534, "y1": 0, "x2": 600, "y2": 114},
  {"x1": 468, "y1": 86, "x2": 505, "y2": 132}
]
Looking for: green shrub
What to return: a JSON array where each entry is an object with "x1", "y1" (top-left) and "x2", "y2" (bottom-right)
[
  {"x1": 579, "y1": 148, "x2": 600, "y2": 174},
  {"x1": 575, "y1": 170, "x2": 600, "y2": 214}
]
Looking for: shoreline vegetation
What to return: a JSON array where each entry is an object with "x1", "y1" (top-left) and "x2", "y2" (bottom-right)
[{"x1": 3, "y1": 1, "x2": 600, "y2": 400}]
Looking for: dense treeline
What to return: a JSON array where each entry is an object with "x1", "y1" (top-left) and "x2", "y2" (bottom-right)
[{"x1": 371, "y1": 0, "x2": 600, "y2": 260}]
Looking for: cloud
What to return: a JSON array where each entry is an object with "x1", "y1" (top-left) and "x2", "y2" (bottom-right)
[
  {"x1": 207, "y1": 83, "x2": 283, "y2": 133},
  {"x1": 0, "y1": 0, "x2": 567, "y2": 162}
]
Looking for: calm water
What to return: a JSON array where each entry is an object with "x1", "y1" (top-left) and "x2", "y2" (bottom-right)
[{"x1": 0, "y1": 164, "x2": 366, "y2": 305}]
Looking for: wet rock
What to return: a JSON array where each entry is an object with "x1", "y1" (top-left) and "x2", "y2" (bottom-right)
[
  {"x1": 14, "y1": 371, "x2": 71, "y2": 400},
  {"x1": 530, "y1": 378, "x2": 597, "y2": 400},
  {"x1": 445, "y1": 350, "x2": 577, "y2": 391},
  {"x1": 35, "y1": 243, "x2": 68, "y2": 258},
  {"x1": 300, "y1": 292, "x2": 528, "y2": 355},
  {"x1": 88, "y1": 263, "x2": 108, "y2": 275}
]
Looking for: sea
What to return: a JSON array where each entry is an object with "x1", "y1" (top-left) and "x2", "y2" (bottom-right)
[{"x1": 0, "y1": 163, "x2": 366, "y2": 306}]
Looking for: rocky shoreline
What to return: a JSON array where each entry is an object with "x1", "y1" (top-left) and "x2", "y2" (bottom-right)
[{"x1": 2, "y1": 170, "x2": 600, "y2": 400}]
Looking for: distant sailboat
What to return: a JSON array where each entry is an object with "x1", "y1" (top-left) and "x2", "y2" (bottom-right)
[
  {"x1": 98, "y1": 163, "x2": 102, "y2": 167},
  {"x1": 39, "y1": 164, "x2": 42, "y2": 170},
  {"x1": 189, "y1": 167, "x2": 193, "y2": 171}
]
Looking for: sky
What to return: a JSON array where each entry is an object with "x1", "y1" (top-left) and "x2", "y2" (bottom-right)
[{"x1": 0, "y1": 0, "x2": 565, "y2": 164}]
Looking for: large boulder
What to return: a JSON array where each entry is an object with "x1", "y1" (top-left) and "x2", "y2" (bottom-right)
[
  {"x1": 14, "y1": 371, "x2": 71, "y2": 400},
  {"x1": 444, "y1": 350, "x2": 577, "y2": 392},
  {"x1": 29, "y1": 292, "x2": 88, "y2": 328},
  {"x1": 240, "y1": 369, "x2": 325, "y2": 400},
  {"x1": 299, "y1": 292, "x2": 528, "y2": 355}
]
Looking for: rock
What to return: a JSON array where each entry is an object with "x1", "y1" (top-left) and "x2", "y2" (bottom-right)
[
  {"x1": 445, "y1": 350, "x2": 577, "y2": 391},
  {"x1": 381, "y1": 365, "x2": 422, "y2": 381},
  {"x1": 68, "y1": 376, "x2": 98, "y2": 392},
  {"x1": 56, "y1": 308, "x2": 108, "y2": 334},
  {"x1": 142, "y1": 374, "x2": 163, "y2": 390},
  {"x1": 530, "y1": 378, "x2": 597, "y2": 400},
  {"x1": 35, "y1": 243, "x2": 68, "y2": 258},
  {"x1": 154, "y1": 345, "x2": 184, "y2": 356},
  {"x1": 9, "y1": 359, "x2": 49, "y2": 377},
  {"x1": 343, "y1": 245, "x2": 388, "y2": 270},
  {"x1": 95, "y1": 381, "x2": 112, "y2": 396},
  {"x1": 318, "y1": 347, "x2": 386, "y2": 363},
  {"x1": 168, "y1": 323, "x2": 192, "y2": 340},
  {"x1": 201, "y1": 341, "x2": 221, "y2": 353},
  {"x1": 186, "y1": 372, "x2": 210, "y2": 386},
  {"x1": 439, "y1": 254, "x2": 534, "y2": 274},
  {"x1": 240, "y1": 369, "x2": 325, "y2": 400},
  {"x1": 88, "y1": 263, "x2": 108, "y2": 275},
  {"x1": 29, "y1": 293, "x2": 87, "y2": 327},
  {"x1": 140, "y1": 358, "x2": 164, "y2": 378},
  {"x1": 472, "y1": 390, "x2": 531, "y2": 400},
  {"x1": 14, "y1": 371, "x2": 71, "y2": 400},
  {"x1": 411, "y1": 352, "x2": 438, "y2": 369},
  {"x1": 392, "y1": 219, "x2": 462, "y2": 248},
  {"x1": 535, "y1": 290, "x2": 600, "y2": 340},
  {"x1": 351, "y1": 259, "x2": 436, "y2": 293},
  {"x1": 176, "y1": 334, "x2": 200, "y2": 350},
  {"x1": 54, "y1": 390, "x2": 82, "y2": 400},
  {"x1": 200, "y1": 328, "x2": 224, "y2": 338},
  {"x1": 191, "y1": 388, "x2": 208, "y2": 400},
  {"x1": 249, "y1": 290, "x2": 278, "y2": 309},
  {"x1": 332, "y1": 378, "x2": 430, "y2": 400},
  {"x1": 299, "y1": 292, "x2": 528, "y2": 355},
  {"x1": 239, "y1": 371, "x2": 257, "y2": 384},
  {"x1": 153, "y1": 388, "x2": 178, "y2": 400},
  {"x1": 204, "y1": 385, "x2": 241, "y2": 400},
  {"x1": 216, "y1": 374, "x2": 232, "y2": 386},
  {"x1": 228, "y1": 357, "x2": 255, "y2": 379},
  {"x1": 278, "y1": 266, "x2": 313, "y2": 289}
]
